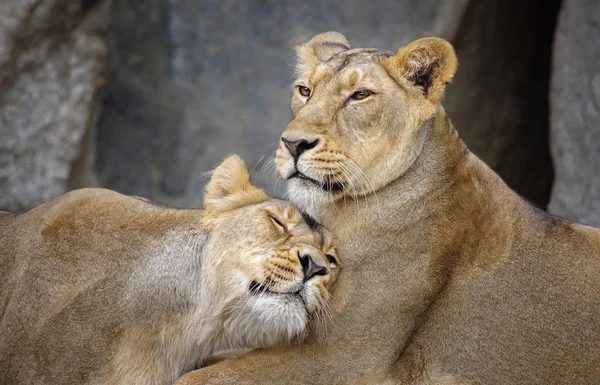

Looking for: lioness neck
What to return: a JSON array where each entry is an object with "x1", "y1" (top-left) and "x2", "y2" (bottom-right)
[
  {"x1": 97, "y1": 212, "x2": 224, "y2": 385},
  {"x1": 324, "y1": 106, "x2": 520, "y2": 246},
  {"x1": 309, "y1": 107, "x2": 524, "y2": 373}
]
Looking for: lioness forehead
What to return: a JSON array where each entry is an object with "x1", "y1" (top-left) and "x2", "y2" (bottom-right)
[
  {"x1": 333, "y1": 48, "x2": 392, "y2": 67},
  {"x1": 309, "y1": 48, "x2": 393, "y2": 84}
]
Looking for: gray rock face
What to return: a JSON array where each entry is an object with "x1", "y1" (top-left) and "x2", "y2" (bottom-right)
[
  {"x1": 548, "y1": 0, "x2": 600, "y2": 227},
  {"x1": 0, "y1": 0, "x2": 110, "y2": 212},
  {"x1": 3, "y1": 0, "x2": 596, "y2": 221},
  {"x1": 444, "y1": 0, "x2": 561, "y2": 208},
  {"x1": 96, "y1": 0, "x2": 468, "y2": 208}
]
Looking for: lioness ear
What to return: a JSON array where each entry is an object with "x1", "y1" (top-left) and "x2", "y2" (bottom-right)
[
  {"x1": 203, "y1": 155, "x2": 269, "y2": 218},
  {"x1": 296, "y1": 31, "x2": 350, "y2": 77},
  {"x1": 381, "y1": 37, "x2": 457, "y2": 104}
]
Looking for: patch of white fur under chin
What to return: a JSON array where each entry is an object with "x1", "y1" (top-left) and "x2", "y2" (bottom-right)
[
  {"x1": 222, "y1": 295, "x2": 308, "y2": 351},
  {"x1": 286, "y1": 180, "x2": 330, "y2": 222}
]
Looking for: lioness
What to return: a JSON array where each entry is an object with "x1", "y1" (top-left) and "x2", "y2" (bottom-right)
[
  {"x1": 0, "y1": 155, "x2": 339, "y2": 385},
  {"x1": 175, "y1": 33, "x2": 600, "y2": 384}
]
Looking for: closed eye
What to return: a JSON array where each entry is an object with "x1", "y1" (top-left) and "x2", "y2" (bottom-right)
[{"x1": 269, "y1": 216, "x2": 287, "y2": 232}]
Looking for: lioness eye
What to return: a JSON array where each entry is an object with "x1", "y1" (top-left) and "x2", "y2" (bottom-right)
[
  {"x1": 350, "y1": 89, "x2": 373, "y2": 101},
  {"x1": 297, "y1": 86, "x2": 311, "y2": 97},
  {"x1": 269, "y1": 216, "x2": 287, "y2": 232}
]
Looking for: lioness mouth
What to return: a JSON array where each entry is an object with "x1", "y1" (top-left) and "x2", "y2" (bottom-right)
[
  {"x1": 289, "y1": 171, "x2": 345, "y2": 192},
  {"x1": 249, "y1": 281, "x2": 302, "y2": 298}
]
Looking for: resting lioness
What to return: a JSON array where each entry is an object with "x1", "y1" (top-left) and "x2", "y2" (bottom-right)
[
  {"x1": 0, "y1": 155, "x2": 339, "y2": 385},
  {"x1": 175, "y1": 33, "x2": 600, "y2": 384}
]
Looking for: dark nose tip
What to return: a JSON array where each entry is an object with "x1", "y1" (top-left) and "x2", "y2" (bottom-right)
[
  {"x1": 281, "y1": 137, "x2": 319, "y2": 160},
  {"x1": 299, "y1": 254, "x2": 327, "y2": 282}
]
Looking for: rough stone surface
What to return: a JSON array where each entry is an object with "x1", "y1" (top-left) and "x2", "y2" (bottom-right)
[
  {"x1": 444, "y1": 0, "x2": 561, "y2": 208},
  {"x1": 0, "y1": 0, "x2": 110, "y2": 212},
  {"x1": 547, "y1": 0, "x2": 600, "y2": 227},
  {"x1": 96, "y1": 0, "x2": 468, "y2": 208},
  {"x1": 5, "y1": 0, "x2": 596, "y2": 219}
]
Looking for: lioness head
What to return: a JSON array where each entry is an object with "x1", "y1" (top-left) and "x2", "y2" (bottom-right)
[
  {"x1": 202, "y1": 155, "x2": 339, "y2": 346},
  {"x1": 275, "y1": 32, "x2": 457, "y2": 214}
]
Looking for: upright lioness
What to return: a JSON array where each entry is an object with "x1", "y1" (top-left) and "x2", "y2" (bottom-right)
[
  {"x1": 0, "y1": 155, "x2": 339, "y2": 385},
  {"x1": 176, "y1": 33, "x2": 600, "y2": 384}
]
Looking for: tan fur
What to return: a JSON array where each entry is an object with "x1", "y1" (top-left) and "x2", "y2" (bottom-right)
[
  {"x1": 175, "y1": 34, "x2": 600, "y2": 385},
  {"x1": 295, "y1": 31, "x2": 350, "y2": 80},
  {"x1": 0, "y1": 155, "x2": 338, "y2": 385}
]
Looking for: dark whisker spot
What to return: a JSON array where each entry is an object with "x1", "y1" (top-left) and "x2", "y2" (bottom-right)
[{"x1": 249, "y1": 281, "x2": 272, "y2": 295}]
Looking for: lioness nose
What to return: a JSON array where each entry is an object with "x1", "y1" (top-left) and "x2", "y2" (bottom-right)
[
  {"x1": 281, "y1": 137, "x2": 319, "y2": 160},
  {"x1": 299, "y1": 254, "x2": 327, "y2": 282}
]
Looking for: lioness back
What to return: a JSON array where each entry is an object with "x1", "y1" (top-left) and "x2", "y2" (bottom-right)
[
  {"x1": 1, "y1": 188, "x2": 203, "y2": 384},
  {"x1": 0, "y1": 155, "x2": 339, "y2": 385}
]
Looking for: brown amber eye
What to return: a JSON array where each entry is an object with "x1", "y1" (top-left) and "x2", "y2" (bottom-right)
[
  {"x1": 350, "y1": 89, "x2": 373, "y2": 101},
  {"x1": 298, "y1": 86, "x2": 311, "y2": 97}
]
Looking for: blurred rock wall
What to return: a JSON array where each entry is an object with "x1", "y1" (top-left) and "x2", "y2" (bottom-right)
[
  {"x1": 0, "y1": 0, "x2": 110, "y2": 211},
  {"x1": 548, "y1": 0, "x2": 600, "y2": 227},
  {"x1": 445, "y1": 0, "x2": 560, "y2": 208},
  {"x1": 0, "y1": 0, "x2": 599, "y2": 226}
]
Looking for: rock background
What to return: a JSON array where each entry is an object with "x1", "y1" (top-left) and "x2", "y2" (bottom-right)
[
  {"x1": 445, "y1": 0, "x2": 560, "y2": 208},
  {"x1": 0, "y1": 0, "x2": 110, "y2": 211},
  {"x1": 0, "y1": 0, "x2": 599, "y2": 226},
  {"x1": 547, "y1": 0, "x2": 600, "y2": 227}
]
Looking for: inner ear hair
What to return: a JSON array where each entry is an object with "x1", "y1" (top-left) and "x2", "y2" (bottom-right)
[
  {"x1": 404, "y1": 48, "x2": 440, "y2": 97},
  {"x1": 382, "y1": 37, "x2": 457, "y2": 105}
]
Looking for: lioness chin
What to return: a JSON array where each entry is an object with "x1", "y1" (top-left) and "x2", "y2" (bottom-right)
[
  {"x1": 0, "y1": 155, "x2": 339, "y2": 385},
  {"x1": 176, "y1": 33, "x2": 600, "y2": 385}
]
